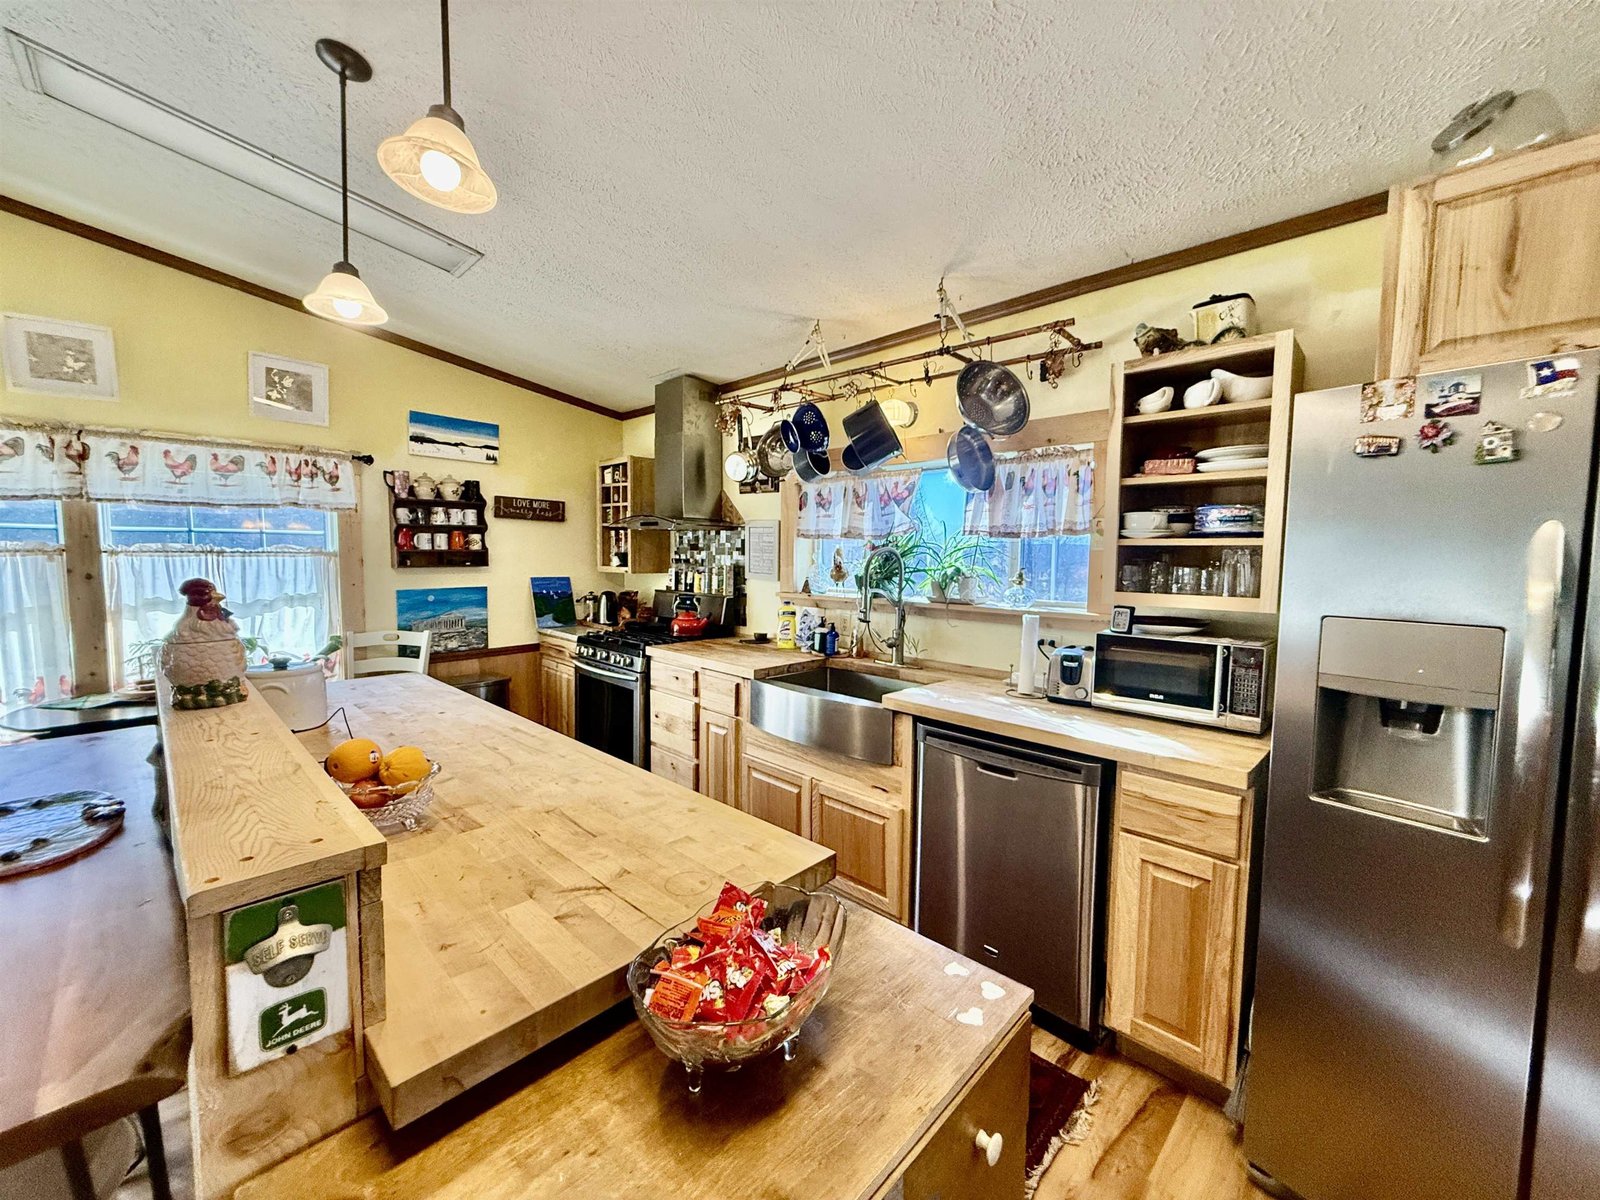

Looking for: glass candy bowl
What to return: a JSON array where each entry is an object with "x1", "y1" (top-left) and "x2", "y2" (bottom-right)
[
  {"x1": 334, "y1": 760, "x2": 441, "y2": 832},
  {"x1": 627, "y1": 882, "x2": 847, "y2": 1093}
]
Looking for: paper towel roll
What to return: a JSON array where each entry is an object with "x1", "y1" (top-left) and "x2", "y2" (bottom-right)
[{"x1": 1017, "y1": 613, "x2": 1041, "y2": 696}]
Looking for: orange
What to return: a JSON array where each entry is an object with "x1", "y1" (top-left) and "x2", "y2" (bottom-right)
[
  {"x1": 379, "y1": 746, "x2": 431, "y2": 789},
  {"x1": 326, "y1": 738, "x2": 382, "y2": 783}
]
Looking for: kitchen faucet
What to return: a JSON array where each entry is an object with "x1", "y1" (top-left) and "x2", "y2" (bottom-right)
[{"x1": 857, "y1": 545, "x2": 908, "y2": 666}]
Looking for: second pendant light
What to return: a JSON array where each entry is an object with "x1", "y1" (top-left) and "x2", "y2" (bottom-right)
[{"x1": 378, "y1": 0, "x2": 497, "y2": 214}]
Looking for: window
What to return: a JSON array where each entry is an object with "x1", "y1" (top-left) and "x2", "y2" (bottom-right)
[
  {"x1": 100, "y1": 503, "x2": 341, "y2": 685},
  {"x1": 0, "y1": 499, "x2": 73, "y2": 710},
  {"x1": 793, "y1": 450, "x2": 1094, "y2": 610}
]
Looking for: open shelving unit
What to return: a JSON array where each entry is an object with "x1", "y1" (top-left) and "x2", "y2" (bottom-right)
[
  {"x1": 1105, "y1": 330, "x2": 1303, "y2": 615},
  {"x1": 597, "y1": 456, "x2": 670, "y2": 574},
  {"x1": 390, "y1": 491, "x2": 489, "y2": 569}
]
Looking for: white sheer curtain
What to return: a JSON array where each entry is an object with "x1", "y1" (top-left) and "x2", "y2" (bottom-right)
[
  {"x1": 0, "y1": 544, "x2": 74, "y2": 710},
  {"x1": 104, "y1": 546, "x2": 339, "y2": 685}
]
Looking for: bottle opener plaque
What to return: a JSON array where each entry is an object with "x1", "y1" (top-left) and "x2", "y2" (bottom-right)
[{"x1": 223, "y1": 881, "x2": 350, "y2": 1073}]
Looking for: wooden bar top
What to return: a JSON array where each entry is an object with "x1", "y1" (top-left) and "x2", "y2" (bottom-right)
[
  {"x1": 299, "y1": 675, "x2": 836, "y2": 1127},
  {"x1": 648, "y1": 639, "x2": 824, "y2": 678},
  {"x1": 883, "y1": 677, "x2": 1271, "y2": 790},
  {"x1": 159, "y1": 684, "x2": 386, "y2": 919},
  {"x1": 0, "y1": 728, "x2": 189, "y2": 1168},
  {"x1": 238, "y1": 902, "x2": 1031, "y2": 1200}
]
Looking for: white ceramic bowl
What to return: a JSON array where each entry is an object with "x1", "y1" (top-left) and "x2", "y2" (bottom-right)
[
  {"x1": 1135, "y1": 386, "x2": 1174, "y2": 414},
  {"x1": 1211, "y1": 369, "x2": 1273, "y2": 402},
  {"x1": 1182, "y1": 378, "x2": 1222, "y2": 409},
  {"x1": 1122, "y1": 511, "x2": 1169, "y2": 531}
]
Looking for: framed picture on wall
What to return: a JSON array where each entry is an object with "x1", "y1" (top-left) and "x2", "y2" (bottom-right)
[
  {"x1": 397, "y1": 586, "x2": 489, "y2": 653},
  {"x1": 249, "y1": 352, "x2": 329, "y2": 426},
  {"x1": 2, "y1": 313, "x2": 119, "y2": 400}
]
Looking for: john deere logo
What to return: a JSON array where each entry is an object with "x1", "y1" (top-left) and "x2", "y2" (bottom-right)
[{"x1": 259, "y1": 988, "x2": 327, "y2": 1052}]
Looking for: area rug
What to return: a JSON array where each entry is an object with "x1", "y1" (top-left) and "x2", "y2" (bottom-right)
[{"x1": 1025, "y1": 1053, "x2": 1100, "y2": 1197}]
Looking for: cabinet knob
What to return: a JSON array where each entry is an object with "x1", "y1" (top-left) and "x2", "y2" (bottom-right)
[{"x1": 974, "y1": 1129, "x2": 1003, "y2": 1167}]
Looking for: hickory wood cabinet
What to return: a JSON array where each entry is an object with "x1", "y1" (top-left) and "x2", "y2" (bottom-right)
[
  {"x1": 1105, "y1": 766, "x2": 1259, "y2": 1088},
  {"x1": 535, "y1": 641, "x2": 575, "y2": 737},
  {"x1": 1377, "y1": 127, "x2": 1600, "y2": 379}
]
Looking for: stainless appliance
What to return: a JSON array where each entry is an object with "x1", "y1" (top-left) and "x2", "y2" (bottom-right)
[
  {"x1": 1092, "y1": 630, "x2": 1272, "y2": 733},
  {"x1": 1045, "y1": 645, "x2": 1094, "y2": 706},
  {"x1": 914, "y1": 724, "x2": 1108, "y2": 1032},
  {"x1": 1246, "y1": 351, "x2": 1600, "y2": 1200},
  {"x1": 623, "y1": 375, "x2": 738, "y2": 530}
]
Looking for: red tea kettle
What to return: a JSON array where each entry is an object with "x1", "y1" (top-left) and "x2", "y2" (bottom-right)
[{"x1": 670, "y1": 596, "x2": 711, "y2": 638}]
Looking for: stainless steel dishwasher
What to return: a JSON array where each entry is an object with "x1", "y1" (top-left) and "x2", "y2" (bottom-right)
[{"x1": 913, "y1": 724, "x2": 1108, "y2": 1034}]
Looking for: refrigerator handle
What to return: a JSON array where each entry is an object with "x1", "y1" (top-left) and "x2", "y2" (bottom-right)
[
  {"x1": 1501, "y1": 519, "x2": 1566, "y2": 951},
  {"x1": 1576, "y1": 784, "x2": 1600, "y2": 973}
]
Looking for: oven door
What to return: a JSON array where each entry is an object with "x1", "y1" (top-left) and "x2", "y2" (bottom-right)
[
  {"x1": 574, "y1": 658, "x2": 646, "y2": 767},
  {"x1": 1092, "y1": 633, "x2": 1224, "y2": 723}
]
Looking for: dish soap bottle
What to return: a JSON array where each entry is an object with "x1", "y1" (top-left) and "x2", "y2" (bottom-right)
[
  {"x1": 776, "y1": 601, "x2": 799, "y2": 649},
  {"x1": 824, "y1": 622, "x2": 839, "y2": 656}
]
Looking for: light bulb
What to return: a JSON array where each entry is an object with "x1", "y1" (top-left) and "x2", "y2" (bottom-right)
[
  {"x1": 419, "y1": 148, "x2": 463, "y2": 192},
  {"x1": 332, "y1": 298, "x2": 364, "y2": 319}
]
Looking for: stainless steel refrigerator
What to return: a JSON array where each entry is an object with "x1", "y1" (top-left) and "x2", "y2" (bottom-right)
[{"x1": 1245, "y1": 351, "x2": 1600, "y2": 1200}]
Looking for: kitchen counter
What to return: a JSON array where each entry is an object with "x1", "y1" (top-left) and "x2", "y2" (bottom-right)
[
  {"x1": 648, "y1": 638, "x2": 824, "y2": 678},
  {"x1": 883, "y1": 676, "x2": 1270, "y2": 790},
  {"x1": 237, "y1": 901, "x2": 1032, "y2": 1200},
  {"x1": 534, "y1": 624, "x2": 591, "y2": 646},
  {"x1": 297, "y1": 674, "x2": 836, "y2": 1127}
]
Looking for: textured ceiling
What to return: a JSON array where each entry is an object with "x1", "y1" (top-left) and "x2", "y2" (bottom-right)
[{"x1": 1, "y1": 0, "x2": 1597, "y2": 412}]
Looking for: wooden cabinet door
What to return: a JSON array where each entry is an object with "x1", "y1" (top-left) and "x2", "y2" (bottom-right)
[
  {"x1": 553, "y1": 660, "x2": 575, "y2": 737},
  {"x1": 1379, "y1": 129, "x2": 1600, "y2": 377},
  {"x1": 808, "y1": 778, "x2": 906, "y2": 921},
  {"x1": 737, "y1": 751, "x2": 808, "y2": 836},
  {"x1": 538, "y1": 657, "x2": 575, "y2": 737},
  {"x1": 698, "y1": 711, "x2": 738, "y2": 806},
  {"x1": 1106, "y1": 832, "x2": 1240, "y2": 1083}
]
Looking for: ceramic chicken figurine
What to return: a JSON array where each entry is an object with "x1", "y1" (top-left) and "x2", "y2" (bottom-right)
[{"x1": 162, "y1": 577, "x2": 248, "y2": 709}]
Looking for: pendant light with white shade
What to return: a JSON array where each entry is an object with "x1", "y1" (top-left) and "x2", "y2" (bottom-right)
[
  {"x1": 303, "y1": 39, "x2": 388, "y2": 326},
  {"x1": 377, "y1": 0, "x2": 497, "y2": 213}
]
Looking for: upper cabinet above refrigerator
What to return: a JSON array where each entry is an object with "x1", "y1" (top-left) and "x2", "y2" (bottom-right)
[{"x1": 1376, "y1": 128, "x2": 1600, "y2": 380}]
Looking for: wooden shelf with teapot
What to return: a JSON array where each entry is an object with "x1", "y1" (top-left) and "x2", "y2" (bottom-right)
[
  {"x1": 1105, "y1": 330, "x2": 1302, "y2": 616},
  {"x1": 385, "y1": 469, "x2": 490, "y2": 569}
]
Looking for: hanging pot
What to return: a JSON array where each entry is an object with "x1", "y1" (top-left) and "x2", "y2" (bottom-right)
[
  {"x1": 754, "y1": 425, "x2": 794, "y2": 480},
  {"x1": 947, "y1": 426, "x2": 996, "y2": 492},
  {"x1": 956, "y1": 360, "x2": 1030, "y2": 436},
  {"x1": 841, "y1": 399, "x2": 902, "y2": 473}
]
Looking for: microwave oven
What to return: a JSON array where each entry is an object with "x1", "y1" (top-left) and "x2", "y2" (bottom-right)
[{"x1": 1092, "y1": 631, "x2": 1273, "y2": 734}]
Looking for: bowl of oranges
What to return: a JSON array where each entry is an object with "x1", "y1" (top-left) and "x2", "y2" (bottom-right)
[{"x1": 324, "y1": 738, "x2": 440, "y2": 832}]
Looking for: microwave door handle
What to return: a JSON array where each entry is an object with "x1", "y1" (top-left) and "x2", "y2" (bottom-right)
[
  {"x1": 1502, "y1": 519, "x2": 1565, "y2": 951},
  {"x1": 1214, "y1": 646, "x2": 1230, "y2": 717}
]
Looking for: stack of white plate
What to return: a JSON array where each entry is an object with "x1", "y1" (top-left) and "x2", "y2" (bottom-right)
[{"x1": 1196, "y1": 444, "x2": 1269, "y2": 472}]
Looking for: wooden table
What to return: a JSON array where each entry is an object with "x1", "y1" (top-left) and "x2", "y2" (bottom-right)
[
  {"x1": 0, "y1": 727, "x2": 188, "y2": 1199},
  {"x1": 239, "y1": 902, "x2": 1033, "y2": 1200},
  {"x1": 0, "y1": 701, "x2": 160, "y2": 739},
  {"x1": 299, "y1": 675, "x2": 837, "y2": 1127}
]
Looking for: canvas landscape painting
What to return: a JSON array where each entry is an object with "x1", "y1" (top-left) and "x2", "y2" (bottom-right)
[
  {"x1": 530, "y1": 577, "x2": 576, "y2": 629},
  {"x1": 408, "y1": 410, "x2": 500, "y2": 464},
  {"x1": 396, "y1": 586, "x2": 489, "y2": 653}
]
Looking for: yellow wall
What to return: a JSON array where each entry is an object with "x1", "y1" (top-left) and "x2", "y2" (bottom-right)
[
  {"x1": 624, "y1": 216, "x2": 1386, "y2": 670},
  {"x1": 0, "y1": 210, "x2": 623, "y2": 648}
]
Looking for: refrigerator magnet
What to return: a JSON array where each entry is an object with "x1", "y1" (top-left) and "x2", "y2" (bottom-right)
[
  {"x1": 1522, "y1": 356, "x2": 1581, "y2": 399},
  {"x1": 1423, "y1": 373, "x2": 1481, "y2": 418},
  {"x1": 1354, "y1": 435, "x2": 1403, "y2": 458},
  {"x1": 1416, "y1": 420, "x2": 1456, "y2": 453},
  {"x1": 1474, "y1": 421, "x2": 1520, "y2": 465},
  {"x1": 1359, "y1": 377, "x2": 1416, "y2": 423},
  {"x1": 1527, "y1": 411, "x2": 1566, "y2": 433}
]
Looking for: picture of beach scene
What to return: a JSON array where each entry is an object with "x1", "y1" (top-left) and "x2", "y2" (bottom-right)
[
  {"x1": 396, "y1": 586, "x2": 489, "y2": 653},
  {"x1": 408, "y1": 410, "x2": 501, "y2": 464}
]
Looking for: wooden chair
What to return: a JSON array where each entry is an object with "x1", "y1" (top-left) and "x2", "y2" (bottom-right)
[{"x1": 344, "y1": 630, "x2": 432, "y2": 677}]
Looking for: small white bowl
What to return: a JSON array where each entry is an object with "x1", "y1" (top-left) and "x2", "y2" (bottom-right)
[
  {"x1": 1211, "y1": 369, "x2": 1273, "y2": 402},
  {"x1": 1122, "y1": 511, "x2": 1169, "y2": 531},
  {"x1": 1135, "y1": 386, "x2": 1174, "y2": 414},
  {"x1": 1182, "y1": 378, "x2": 1222, "y2": 409}
]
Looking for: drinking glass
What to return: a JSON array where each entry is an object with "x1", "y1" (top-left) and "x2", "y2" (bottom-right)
[
  {"x1": 1172, "y1": 566, "x2": 1201, "y2": 595},
  {"x1": 1119, "y1": 561, "x2": 1149, "y2": 593},
  {"x1": 1147, "y1": 555, "x2": 1172, "y2": 594},
  {"x1": 1201, "y1": 559, "x2": 1224, "y2": 596}
]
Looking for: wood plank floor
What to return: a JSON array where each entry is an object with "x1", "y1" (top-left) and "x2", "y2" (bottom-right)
[{"x1": 1031, "y1": 1027, "x2": 1273, "y2": 1200}]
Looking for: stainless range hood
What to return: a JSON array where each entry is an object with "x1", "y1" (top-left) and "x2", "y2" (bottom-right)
[{"x1": 625, "y1": 374, "x2": 736, "y2": 530}]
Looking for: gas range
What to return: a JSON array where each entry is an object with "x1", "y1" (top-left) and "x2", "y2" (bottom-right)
[{"x1": 574, "y1": 623, "x2": 728, "y2": 676}]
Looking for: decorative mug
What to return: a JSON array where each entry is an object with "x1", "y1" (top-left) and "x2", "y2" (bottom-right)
[
  {"x1": 460, "y1": 480, "x2": 482, "y2": 503},
  {"x1": 447, "y1": 507, "x2": 464, "y2": 525},
  {"x1": 431, "y1": 506, "x2": 448, "y2": 525},
  {"x1": 396, "y1": 528, "x2": 415, "y2": 550},
  {"x1": 438, "y1": 476, "x2": 464, "y2": 501},
  {"x1": 414, "y1": 531, "x2": 433, "y2": 550},
  {"x1": 412, "y1": 474, "x2": 438, "y2": 499},
  {"x1": 395, "y1": 506, "x2": 413, "y2": 524},
  {"x1": 386, "y1": 469, "x2": 411, "y2": 499},
  {"x1": 463, "y1": 509, "x2": 478, "y2": 526},
  {"x1": 449, "y1": 529, "x2": 466, "y2": 550},
  {"x1": 467, "y1": 533, "x2": 484, "y2": 550}
]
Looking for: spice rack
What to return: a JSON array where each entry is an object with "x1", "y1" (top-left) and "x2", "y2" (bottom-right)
[
  {"x1": 1105, "y1": 330, "x2": 1303, "y2": 614},
  {"x1": 598, "y1": 456, "x2": 669, "y2": 574},
  {"x1": 390, "y1": 490, "x2": 489, "y2": 569}
]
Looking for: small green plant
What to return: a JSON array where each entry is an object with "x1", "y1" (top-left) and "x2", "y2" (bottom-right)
[{"x1": 920, "y1": 521, "x2": 1003, "y2": 600}]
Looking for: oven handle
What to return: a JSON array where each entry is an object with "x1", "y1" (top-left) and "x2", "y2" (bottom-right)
[{"x1": 575, "y1": 659, "x2": 641, "y2": 688}]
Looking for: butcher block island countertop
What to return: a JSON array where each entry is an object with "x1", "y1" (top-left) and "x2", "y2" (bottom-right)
[
  {"x1": 299, "y1": 674, "x2": 836, "y2": 1127},
  {"x1": 238, "y1": 901, "x2": 1033, "y2": 1200},
  {"x1": 882, "y1": 676, "x2": 1270, "y2": 790}
]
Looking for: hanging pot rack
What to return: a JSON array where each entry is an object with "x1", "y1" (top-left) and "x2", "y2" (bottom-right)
[{"x1": 720, "y1": 316, "x2": 1101, "y2": 414}]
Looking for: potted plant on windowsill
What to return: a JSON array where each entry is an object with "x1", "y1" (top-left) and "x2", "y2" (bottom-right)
[{"x1": 925, "y1": 527, "x2": 1002, "y2": 605}]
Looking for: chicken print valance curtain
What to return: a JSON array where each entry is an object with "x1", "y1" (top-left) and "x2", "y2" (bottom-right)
[
  {"x1": 795, "y1": 471, "x2": 922, "y2": 539},
  {"x1": 0, "y1": 423, "x2": 358, "y2": 510},
  {"x1": 963, "y1": 446, "x2": 1094, "y2": 538}
]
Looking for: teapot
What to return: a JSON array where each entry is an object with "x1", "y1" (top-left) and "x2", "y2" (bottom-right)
[
  {"x1": 411, "y1": 473, "x2": 439, "y2": 499},
  {"x1": 438, "y1": 475, "x2": 464, "y2": 501}
]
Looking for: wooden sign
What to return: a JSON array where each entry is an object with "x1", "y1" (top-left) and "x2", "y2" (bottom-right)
[{"x1": 494, "y1": 496, "x2": 566, "y2": 522}]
